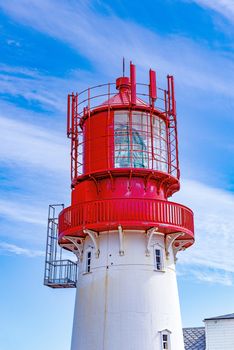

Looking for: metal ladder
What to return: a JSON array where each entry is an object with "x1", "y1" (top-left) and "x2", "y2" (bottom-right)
[{"x1": 44, "y1": 204, "x2": 77, "y2": 288}]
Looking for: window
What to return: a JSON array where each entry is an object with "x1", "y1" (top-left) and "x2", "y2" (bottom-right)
[
  {"x1": 162, "y1": 334, "x2": 169, "y2": 349},
  {"x1": 155, "y1": 248, "x2": 163, "y2": 271},
  {"x1": 160, "y1": 330, "x2": 171, "y2": 350},
  {"x1": 152, "y1": 116, "x2": 168, "y2": 172},
  {"x1": 86, "y1": 251, "x2": 92, "y2": 273},
  {"x1": 114, "y1": 111, "x2": 168, "y2": 171},
  {"x1": 114, "y1": 122, "x2": 131, "y2": 167}
]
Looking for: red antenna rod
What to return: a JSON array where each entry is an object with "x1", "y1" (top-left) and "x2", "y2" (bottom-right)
[
  {"x1": 67, "y1": 94, "x2": 71, "y2": 137},
  {"x1": 170, "y1": 76, "x2": 176, "y2": 116},
  {"x1": 130, "y1": 62, "x2": 136, "y2": 106},
  {"x1": 167, "y1": 75, "x2": 176, "y2": 116},
  {"x1": 149, "y1": 69, "x2": 157, "y2": 107},
  {"x1": 167, "y1": 75, "x2": 171, "y2": 114}
]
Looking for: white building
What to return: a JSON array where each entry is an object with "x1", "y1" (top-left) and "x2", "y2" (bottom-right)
[
  {"x1": 204, "y1": 313, "x2": 234, "y2": 350},
  {"x1": 183, "y1": 313, "x2": 234, "y2": 350}
]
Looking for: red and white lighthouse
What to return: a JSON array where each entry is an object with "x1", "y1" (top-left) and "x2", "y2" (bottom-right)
[{"x1": 46, "y1": 62, "x2": 194, "y2": 350}]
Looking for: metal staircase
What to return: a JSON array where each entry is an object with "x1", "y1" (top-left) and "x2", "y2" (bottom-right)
[{"x1": 44, "y1": 204, "x2": 77, "y2": 288}]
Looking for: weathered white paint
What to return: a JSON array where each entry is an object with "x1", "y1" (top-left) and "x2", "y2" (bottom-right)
[
  {"x1": 205, "y1": 318, "x2": 234, "y2": 350},
  {"x1": 71, "y1": 230, "x2": 184, "y2": 350}
]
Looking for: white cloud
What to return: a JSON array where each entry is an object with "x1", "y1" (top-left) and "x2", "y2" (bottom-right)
[
  {"x1": 0, "y1": 241, "x2": 44, "y2": 257},
  {"x1": 192, "y1": 0, "x2": 234, "y2": 23},
  {"x1": 0, "y1": 64, "x2": 67, "y2": 112},
  {"x1": 191, "y1": 269, "x2": 233, "y2": 286},
  {"x1": 0, "y1": 0, "x2": 234, "y2": 98},
  {"x1": 175, "y1": 179, "x2": 234, "y2": 285},
  {"x1": 0, "y1": 198, "x2": 45, "y2": 225},
  {"x1": 0, "y1": 114, "x2": 69, "y2": 172},
  {"x1": 0, "y1": 64, "x2": 101, "y2": 122},
  {"x1": 178, "y1": 265, "x2": 233, "y2": 286},
  {"x1": 6, "y1": 39, "x2": 21, "y2": 47}
]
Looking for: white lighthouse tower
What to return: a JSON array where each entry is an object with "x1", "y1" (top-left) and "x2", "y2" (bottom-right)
[{"x1": 44, "y1": 62, "x2": 194, "y2": 350}]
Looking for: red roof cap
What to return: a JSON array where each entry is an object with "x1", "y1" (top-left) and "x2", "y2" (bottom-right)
[{"x1": 116, "y1": 77, "x2": 130, "y2": 92}]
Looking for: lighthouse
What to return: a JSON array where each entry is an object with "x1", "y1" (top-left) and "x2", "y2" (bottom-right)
[{"x1": 44, "y1": 62, "x2": 194, "y2": 350}]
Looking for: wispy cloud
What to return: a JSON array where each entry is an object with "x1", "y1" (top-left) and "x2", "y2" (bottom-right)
[
  {"x1": 0, "y1": 64, "x2": 100, "y2": 118},
  {"x1": 0, "y1": 198, "x2": 45, "y2": 225},
  {"x1": 176, "y1": 179, "x2": 234, "y2": 285},
  {"x1": 192, "y1": 0, "x2": 234, "y2": 23},
  {"x1": 0, "y1": 0, "x2": 234, "y2": 98},
  {"x1": 0, "y1": 64, "x2": 67, "y2": 112},
  {"x1": 0, "y1": 114, "x2": 68, "y2": 172},
  {"x1": 6, "y1": 39, "x2": 21, "y2": 47},
  {"x1": 178, "y1": 265, "x2": 233, "y2": 286},
  {"x1": 0, "y1": 241, "x2": 44, "y2": 257}
]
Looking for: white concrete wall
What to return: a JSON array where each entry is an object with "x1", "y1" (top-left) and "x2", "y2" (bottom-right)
[
  {"x1": 71, "y1": 230, "x2": 184, "y2": 350},
  {"x1": 205, "y1": 318, "x2": 234, "y2": 350}
]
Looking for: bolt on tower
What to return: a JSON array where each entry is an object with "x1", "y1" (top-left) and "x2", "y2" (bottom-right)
[{"x1": 44, "y1": 62, "x2": 194, "y2": 350}]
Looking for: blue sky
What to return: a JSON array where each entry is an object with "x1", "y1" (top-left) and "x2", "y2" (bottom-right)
[{"x1": 0, "y1": 0, "x2": 234, "y2": 349}]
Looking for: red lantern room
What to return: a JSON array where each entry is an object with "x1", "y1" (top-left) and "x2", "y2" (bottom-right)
[{"x1": 58, "y1": 62, "x2": 194, "y2": 250}]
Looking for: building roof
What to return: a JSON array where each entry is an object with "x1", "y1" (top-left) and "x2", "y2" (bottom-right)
[
  {"x1": 204, "y1": 313, "x2": 234, "y2": 321},
  {"x1": 183, "y1": 327, "x2": 206, "y2": 350},
  {"x1": 101, "y1": 91, "x2": 148, "y2": 107}
]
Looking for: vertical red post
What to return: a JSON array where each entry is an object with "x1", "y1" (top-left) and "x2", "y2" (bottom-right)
[
  {"x1": 165, "y1": 90, "x2": 171, "y2": 175},
  {"x1": 167, "y1": 75, "x2": 171, "y2": 114},
  {"x1": 167, "y1": 75, "x2": 176, "y2": 116},
  {"x1": 70, "y1": 92, "x2": 79, "y2": 182},
  {"x1": 67, "y1": 94, "x2": 71, "y2": 137},
  {"x1": 88, "y1": 88, "x2": 91, "y2": 174},
  {"x1": 71, "y1": 92, "x2": 75, "y2": 135},
  {"x1": 74, "y1": 93, "x2": 78, "y2": 179},
  {"x1": 70, "y1": 93, "x2": 74, "y2": 182},
  {"x1": 149, "y1": 69, "x2": 157, "y2": 107},
  {"x1": 107, "y1": 83, "x2": 111, "y2": 169},
  {"x1": 170, "y1": 76, "x2": 176, "y2": 116},
  {"x1": 130, "y1": 62, "x2": 136, "y2": 106}
]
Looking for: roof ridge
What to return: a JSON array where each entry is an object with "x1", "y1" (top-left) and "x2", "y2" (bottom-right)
[
  {"x1": 183, "y1": 327, "x2": 205, "y2": 330},
  {"x1": 204, "y1": 312, "x2": 234, "y2": 321}
]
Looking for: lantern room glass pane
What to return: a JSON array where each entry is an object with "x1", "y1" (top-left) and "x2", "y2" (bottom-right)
[
  {"x1": 132, "y1": 111, "x2": 148, "y2": 168},
  {"x1": 152, "y1": 115, "x2": 168, "y2": 172},
  {"x1": 114, "y1": 111, "x2": 168, "y2": 172},
  {"x1": 114, "y1": 111, "x2": 131, "y2": 167}
]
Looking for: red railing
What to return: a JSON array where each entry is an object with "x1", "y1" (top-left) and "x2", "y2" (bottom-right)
[
  {"x1": 58, "y1": 198, "x2": 194, "y2": 239},
  {"x1": 66, "y1": 74, "x2": 179, "y2": 183}
]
